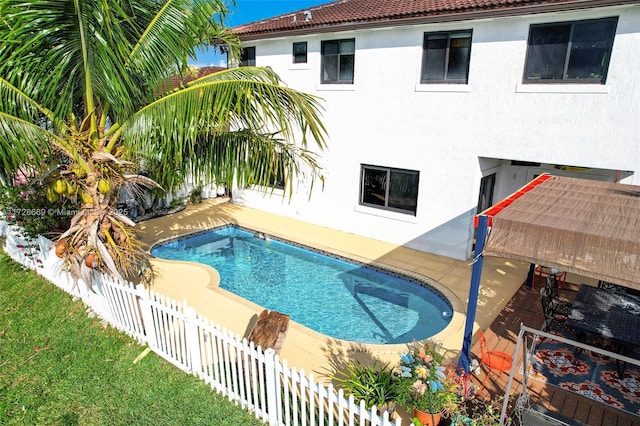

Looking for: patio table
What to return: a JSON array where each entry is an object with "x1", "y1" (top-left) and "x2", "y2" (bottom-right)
[{"x1": 567, "y1": 285, "x2": 640, "y2": 375}]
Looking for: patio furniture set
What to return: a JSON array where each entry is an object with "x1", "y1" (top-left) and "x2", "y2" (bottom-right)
[{"x1": 538, "y1": 269, "x2": 640, "y2": 375}]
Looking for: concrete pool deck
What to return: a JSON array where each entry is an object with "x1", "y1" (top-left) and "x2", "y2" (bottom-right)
[{"x1": 136, "y1": 198, "x2": 532, "y2": 378}]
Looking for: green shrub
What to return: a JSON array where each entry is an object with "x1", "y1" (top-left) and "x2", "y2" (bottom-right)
[
  {"x1": 189, "y1": 186, "x2": 203, "y2": 204},
  {"x1": 331, "y1": 360, "x2": 396, "y2": 410}
]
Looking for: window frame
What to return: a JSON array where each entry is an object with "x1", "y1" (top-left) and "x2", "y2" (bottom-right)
[
  {"x1": 359, "y1": 165, "x2": 420, "y2": 216},
  {"x1": 477, "y1": 173, "x2": 496, "y2": 214},
  {"x1": 420, "y1": 30, "x2": 473, "y2": 84},
  {"x1": 522, "y1": 17, "x2": 618, "y2": 84},
  {"x1": 320, "y1": 38, "x2": 355, "y2": 84},
  {"x1": 292, "y1": 42, "x2": 308, "y2": 64},
  {"x1": 268, "y1": 161, "x2": 286, "y2": 191},
  {"x1": 239, "y1": 46, "x2": 256, "y2": 67}
]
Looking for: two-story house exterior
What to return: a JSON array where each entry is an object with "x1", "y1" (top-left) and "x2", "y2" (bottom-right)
[{"x1": 228, "y1": 0, "x2": 640, "y2": 261}]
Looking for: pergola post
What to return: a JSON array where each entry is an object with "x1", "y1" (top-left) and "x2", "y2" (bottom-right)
[
  {"x1": 457, "y1": 214, "x2": 488, "y2": 373},
  {"x1": 526, "y1": 263, "x2": 535, "y2": 289}
]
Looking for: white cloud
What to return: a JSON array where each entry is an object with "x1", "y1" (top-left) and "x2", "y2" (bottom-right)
[{"x1": 189, "y1": 46, "x2": 228, "y2": 68}]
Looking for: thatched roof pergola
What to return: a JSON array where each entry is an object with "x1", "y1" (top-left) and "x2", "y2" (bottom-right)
[
  {"x1": 483, "y1": 174, "x2": 640, "y2": 290},
  {"x1": 459, "y1": 173, "x2": 640, "y2": 372}
]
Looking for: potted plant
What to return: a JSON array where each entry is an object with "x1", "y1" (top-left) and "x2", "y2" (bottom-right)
[
  {"x1": 392, "y1": 341, "x2": 461, "y2": 426},
  {"x1": 454, "y1": 395, "x2": 513, "y2": 426},
  {"x1": 189, "y1": 186, "x2": 203, "y2": 204},
  {"x1": 331, "y1": 359, "x2": 397, "y2": 414}
]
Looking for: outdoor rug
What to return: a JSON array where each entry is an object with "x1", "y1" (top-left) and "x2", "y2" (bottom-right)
[{"x1": 522, "y1": 333, "x2": 640, "y2": 416}]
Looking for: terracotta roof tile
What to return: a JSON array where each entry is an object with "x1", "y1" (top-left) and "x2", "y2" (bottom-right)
[
  {"x1": 157, "y1": 66, "x2": 227, "y2": 96},
  {"x1": 232, "y1": 0, "x2": 599, "y2": 36},
  {"x1": 168, "y1": 66, "x2": 227, "y2": 89}
]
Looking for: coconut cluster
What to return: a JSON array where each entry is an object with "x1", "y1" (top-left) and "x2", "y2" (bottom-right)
[{"x1": 46, "y1": 136, "x2": 159, "y2": 287}]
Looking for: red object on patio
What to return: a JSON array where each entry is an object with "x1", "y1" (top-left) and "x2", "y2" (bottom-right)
[
  {"x1": 532, "y1": 265, "x2": 567, "y2": 290},
  {"x1": 477, "y1": 330, "x2": 513, "y2": 394}
]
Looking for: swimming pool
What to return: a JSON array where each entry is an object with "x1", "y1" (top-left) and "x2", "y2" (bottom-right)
[{"x1": 151, "y1": 226, "x2": 453, "y2": 344}]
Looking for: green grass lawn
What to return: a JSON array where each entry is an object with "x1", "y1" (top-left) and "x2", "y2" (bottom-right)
[{"x1": 0, "y1": 251, "x2": 263, "y2": 425}]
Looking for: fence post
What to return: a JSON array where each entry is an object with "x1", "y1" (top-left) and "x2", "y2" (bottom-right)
[
  {"x1": 264, "y1": 348, "x2": 279, "y2": 426},
  {"x1": 185, "y1": 306, "x2": 202, "y2": 375},
  {"x1": 136, "y1": 284, "x2": 158, "y2": 350}
]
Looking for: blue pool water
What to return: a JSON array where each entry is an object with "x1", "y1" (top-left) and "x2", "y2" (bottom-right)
[{"x1": 151, "y1": 227, "x2": 453, "y2": 344}]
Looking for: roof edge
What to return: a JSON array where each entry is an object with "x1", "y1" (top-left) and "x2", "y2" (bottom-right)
[
  {"x1": 475, "y1": 173, "x2": 553, "y2": 228},
  {"x1": 235, "y1": 0, "x2": 638, "y2": 41}
]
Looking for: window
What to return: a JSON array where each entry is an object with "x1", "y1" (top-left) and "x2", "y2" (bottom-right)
[
  {"x1": 421, "y1": 31, "x2": 472, "y2": 83},
  {"x1": 293, "y1": 42, "x2": 307, "y2": 64},
  {"x1": 268, "y1": 161, "x2": 286, "y2": 190},
  {"x1": 240, "y1": 47, "x2": 255, "y2": 66},
  {"x1": 523, "y1": 17, "x2": 617, "y2": 83},
  {"x1": 360, "y1": 165, "x2": 419, "y2": 215},
  {"x1": 321, "y1": 39, "x2": 355, "y2": 84},
  {"x1": 245, "y1": 160, "x2": 285, "y2": 190}
]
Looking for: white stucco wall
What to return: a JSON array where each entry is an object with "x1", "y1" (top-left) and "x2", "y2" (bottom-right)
[{"x1": 232, "y1": 4, "x2": 640, "y2": 261}]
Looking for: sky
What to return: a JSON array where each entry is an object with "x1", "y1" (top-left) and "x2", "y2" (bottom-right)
[{"x1": 192, "y1": 0, "x2": 328, "y2": 67}]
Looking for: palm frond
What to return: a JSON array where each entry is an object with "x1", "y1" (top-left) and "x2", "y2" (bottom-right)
[
  {"x1": 1, "y1": 0, "x2": 88, "y2": 119},
  {"x1": 0, "y1": 0, "x2": 150, "y2": 120},
  {"x1": 126, "y1": 66, "x2": 326, "y2": 147},
  {"x1": 127, "y1": 0, "x2": 238, "y2": 93},
  {"x1": 0, "y1": 112, "x2": 58, "y2": 181},
  {"x1": 0, "y1": 77, "x2": 57, "y2": 125},
  {"x1": 137, "y1": 128, "x2": 324, "y2": 195},
  {"x1": 72, "y1": 0, "x2": 148, "y2": 120},
  {"x1": 122, "y1": 66, "x2": 327, "y2": 191}
]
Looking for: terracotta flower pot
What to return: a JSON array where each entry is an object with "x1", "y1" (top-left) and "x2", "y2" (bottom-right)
[{"x1": 413, "y1": 407, "x2": 442, "y2": 426}]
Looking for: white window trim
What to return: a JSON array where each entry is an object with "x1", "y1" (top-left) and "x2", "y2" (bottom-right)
[
  {"x1": 515, "y1": 83, "x2": 610, "y2": 94},
  {"x1": 415, "y1": 83, "x2": 471, "y2": 93},
  {"x1": 353, "y1": 204, "x2": 419, "y2": 223},
  {"x1": 315, "y1": 84, "x2": 356, "y2": 91},
  {"x1": 289, "y1": 63, "x2": 310, "y2": 70}
]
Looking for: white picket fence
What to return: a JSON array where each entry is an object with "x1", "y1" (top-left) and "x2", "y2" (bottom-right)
[{"x1": 1, "y1": 222, "x2": 402, "y2": 426}]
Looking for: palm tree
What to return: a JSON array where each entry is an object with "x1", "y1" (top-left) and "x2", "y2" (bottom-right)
[{"x1": 0, "y1": 0, "x2": 327, "y2": 286}]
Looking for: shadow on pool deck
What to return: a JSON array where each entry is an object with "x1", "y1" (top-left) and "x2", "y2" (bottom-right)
[{"x1": 136, "y1": 198, "x2": 533, "y2": 380}]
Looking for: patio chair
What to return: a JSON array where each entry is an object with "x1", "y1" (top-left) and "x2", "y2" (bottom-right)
[
  {"x1": 539, "y1": 287, "x2": 573, "y2": 337},
  {"x1": 544, "y1": 276, "x2": 571, "y2": 316},
  {"x1": 476, "y1": 330, "x2": 513, "y2": 394}
]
